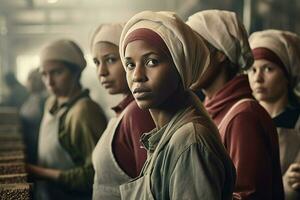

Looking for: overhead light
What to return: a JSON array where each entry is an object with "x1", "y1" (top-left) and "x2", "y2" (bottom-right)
[{"x1": 47, "y1": 0, "x2": 58, "y2": 4}]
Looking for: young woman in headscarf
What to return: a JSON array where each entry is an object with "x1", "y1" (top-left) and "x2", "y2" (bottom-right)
[
  {"x1": 27, "y1": 39, "x2": 107, "y2": 200},
  {"x1": 90, "y1": 23, "x2": 155, "y2": 200},
  {"x1": 119, "y1": 11, "x2": 235, "y2": 199},
  {"x1": 187, "y1": 10, "x2": 284, "y2": 199},
  {"x1": 248, "y1": 29, "x2": 300, "y2": 200}
]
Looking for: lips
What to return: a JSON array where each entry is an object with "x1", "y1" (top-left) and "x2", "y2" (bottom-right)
[
  {"x1": 132, "y1": 87, "x2": 151, "y2": 99},
  {"x1": 101, "y1": 81, "x2": 113, "y2": 88},
  {"x1": 254, "y1": 87, "x2": 266, "y2": 93}
]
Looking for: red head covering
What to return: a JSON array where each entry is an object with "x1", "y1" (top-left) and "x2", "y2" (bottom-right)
[
  {"x1": 124, "y1": 28, "x2": 172, "y2": 59},
  {"x1": 252, "y1": 47, "x2": 288, "y2": 77}
]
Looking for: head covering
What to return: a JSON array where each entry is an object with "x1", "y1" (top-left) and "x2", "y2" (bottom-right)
[
  {"x1": 40, "y1": 39, "x2": 86, "y2": 71},
  {"x1": 120, "y1": 10, "x2": 210, "y2": 91},
  {"x1": 124, "y1": 28, "x2": 172, "y2": 60},
  {"x1": 90, "y1": 23, "x2": 124, "y2": 52},
  {"x1": 186, "y1": 9, "x2": 253, "y2": 70},
  {"x1": 252, "y1": 47, "x2": 288, "y2": 77},
  {"x1": 249, "y1": 29, "x2": 300, "y2": 98}
]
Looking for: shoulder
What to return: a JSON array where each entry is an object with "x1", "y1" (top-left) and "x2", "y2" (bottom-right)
[
  {"x1": 123, "y1": 100, "x2": 153, "y2": 122},
  {"x1": 124, "y1": 100, "x2": 149, "y2": 116},
  {"x1": 229, "y1": 100, "x2": 272, "y2": 124},
  {"x1": 71, "y1": 97, "x2": 102, "y2": 114},
  {"x1": 67, "y1": 97, "x2": 106, "y2": 122},
  {"x1": 169, "y1": 121, "x2": 221, "y2": 156}
]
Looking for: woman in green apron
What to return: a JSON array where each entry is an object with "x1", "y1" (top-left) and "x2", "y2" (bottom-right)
[
  {"x1": 90, "y1": 23, "x2": 155, "y2": 200},
  {"x1": 27, "y1": 39, "x2": 107, "y2": 200},
  {"x1": 248, "y1": 30, "x2": 300, "y2": 200},
  {"x1": 118, "y1": 11, "x2": 236, "y2": 199}
]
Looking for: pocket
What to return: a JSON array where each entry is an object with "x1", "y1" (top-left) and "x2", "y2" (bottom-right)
[{"x1": 120, "y1": 174, "x2": 155, "y2": 200}]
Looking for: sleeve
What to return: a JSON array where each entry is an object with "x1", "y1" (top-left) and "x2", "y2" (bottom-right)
[
  {"x1": 226, "y1": 111, "x2": 273, "y2": 199},
  {"x1": 58, "y1": 100, "x2": 107, "y2": 192},
  {"x1": 113, "y1": 103, "x2": 155, "y2": 177},
  {"x1": 169, "y1": 144, "x2": 226, "y2": 200},
  {"x1": 127, "y1": 106, "x2": 155, "y2": 175}
]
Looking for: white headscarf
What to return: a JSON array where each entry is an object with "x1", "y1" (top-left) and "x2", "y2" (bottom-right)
[
  {"x1": 119, "y1": 11, "x2": 210, "y2": 91},
  {"x1": 249, "y1": 29, "x2": 300, "y2": 98},
  {"x1": 186, "y1": 9, "x2": 253, "y2": 70},
  {"x1": 90, "y1": 23, "x2": 124, "y2": 52},
  {"x1": 40, "y1": 39, "x2": 86, "y2": 71}
]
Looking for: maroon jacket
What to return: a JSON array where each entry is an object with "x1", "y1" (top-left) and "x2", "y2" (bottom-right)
[
  {"x1": 205, "y1": 75, "x2": 284, "y2": 200},
  {"x1": 112, "y1": 95, "x2": 155, "y2": 178}
]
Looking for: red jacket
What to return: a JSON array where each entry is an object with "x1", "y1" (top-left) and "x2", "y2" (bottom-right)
[{"x1": 205, "y1": 75, "x2": 284, "y2": 200}]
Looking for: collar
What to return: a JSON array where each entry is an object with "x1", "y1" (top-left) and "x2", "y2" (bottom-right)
[
  {"x1": 140, "y1": 124, "x2": 168, "y2": 153},
  {"x1": 49, "y1": 89, "x2": 89, "y2": 115},
  {"x1": 111, "y1": 94, "x2": 134, "y2": 114}
]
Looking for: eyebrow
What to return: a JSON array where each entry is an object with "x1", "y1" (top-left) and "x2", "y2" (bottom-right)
[
  {"x1": 103, "y1": 53, "x2": 117, "y2": 58},
  {"x1": 125, "y1": 51, "x2": 158, "y2": 60}
]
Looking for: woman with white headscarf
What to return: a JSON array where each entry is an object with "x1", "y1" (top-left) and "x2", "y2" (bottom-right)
[
  {"x1": 27, "y1": 39, "x2": 107, "y2": 200},
  {"x1": 119, "y1": 11, "x2": 235, "y2": 199},
  {"x1": 248, "y1": 29, "x2": 300, "y2": 200},
  {"x1": 90, "y1": 23, "x2": 155, "y2": 200},
  {"x1": 187, "y1": 10, "x2": 283, "y2": 199}
]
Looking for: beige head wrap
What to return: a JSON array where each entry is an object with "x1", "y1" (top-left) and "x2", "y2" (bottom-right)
[
  {"x1": 90, "y1": 23, "x2": 124, "y2": 52},
  {"x1": 186, "y1": 9, "x2": 253, "y2": 70},
  {"x1": 120, "y1": 11, "x2": 210, "y2": 91},
  {"x1": 40, "y1": 39, "x2": 86, "y2": 71},
  {"x1": 249, "y1": 29, "x2": 300, "y2": 98}
]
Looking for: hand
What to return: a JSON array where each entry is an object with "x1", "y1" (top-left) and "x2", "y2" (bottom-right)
[
  {"x1": 26, "y1": 163, "x2": 61, "y2": 181},
  {"x1": 285, "y1": 163, "x2": 300, "y2": 190}
]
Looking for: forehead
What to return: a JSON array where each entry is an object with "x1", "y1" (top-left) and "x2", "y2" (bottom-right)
[
  {"x1": 41, "y1": 60, "x2": 67, "y2": 73},
  {"x1": 253, "y1": 59, "x2": 280, "y2": 68},
  {"x1": 92, "y1": 42, "x2": 119, "y2": 57},
  {"x1": 125, "y1": 40, "x2": 162, "y2": 58}
]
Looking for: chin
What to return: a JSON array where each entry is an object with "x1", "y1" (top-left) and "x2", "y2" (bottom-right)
[
  {"x1": 107, "y1": 89, "x2": 119, "y2": 95},
  {"x1": 135, "y1": 100, "x2": 152, "y2": 110},
  {"x1": 254, "y1": 94, "x2": 267, "y2": 102}
]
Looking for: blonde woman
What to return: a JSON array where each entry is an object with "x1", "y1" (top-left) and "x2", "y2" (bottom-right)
[{"x1": 90, "y1": 23, "x2": 155, "y2": 199}]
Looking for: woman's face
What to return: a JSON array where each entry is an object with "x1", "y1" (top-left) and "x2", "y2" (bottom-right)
[
  {"x1": 93, "y1": 42, "x2": 129, "y2": 95},
  {"x1": 247, "y1": 59, "x2": 288, "y2": 103},
  {"x1": 124, "y1": 40, "x2": 180, "y2": 109},
  {"x1": 41, "y1": 60, "x2": 76, "y2": 97}
]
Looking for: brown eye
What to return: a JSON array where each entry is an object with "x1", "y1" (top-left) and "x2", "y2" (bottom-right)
[
  {"x1": 125, "y1": 62, "x2": 135, "y2": 70},
  {"x1": 146, "y1": 59, "x2": 158, "y2": 67},
  {"x1": 106, "y1": 57, "x2": 117, "y2": 64}
]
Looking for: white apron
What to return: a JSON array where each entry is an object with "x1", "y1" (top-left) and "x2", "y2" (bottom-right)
[
  {"x1": 92, "y1": 108, "x2": 132, "y2": 200},
  {"x1": 37, "y1": 106, "x2": 89, "y2": 200}
]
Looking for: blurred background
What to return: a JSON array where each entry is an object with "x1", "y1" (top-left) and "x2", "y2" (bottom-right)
[{"x1": 0, "y1": 0, "x2": 299, "y2": 116}]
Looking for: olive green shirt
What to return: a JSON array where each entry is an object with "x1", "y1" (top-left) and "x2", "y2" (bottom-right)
[
  {"x1": 140, "y1": 107, "x2": 236, "y2": 199},
  {"x1": 46, "y1": 90, "x2": 107, "y2": 192}
]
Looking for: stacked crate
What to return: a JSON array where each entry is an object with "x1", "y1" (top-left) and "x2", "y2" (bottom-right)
[{"x1": 0, "y1": 107, "x2": 32, "y2": 200}]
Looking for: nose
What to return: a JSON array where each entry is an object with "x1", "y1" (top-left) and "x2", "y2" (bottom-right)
[
  {"x1": 132, "y1": 65, "x2": 147, "y2": 82},
  {"x1": 43, "y1": 74, "x2": 54, "y2": 87},
  {"x1": 97, "y1": 63, "x2": 109, "y2": 77},
  {"x1": 253, "y1": 69, "x2": 264, "y2": 83}
]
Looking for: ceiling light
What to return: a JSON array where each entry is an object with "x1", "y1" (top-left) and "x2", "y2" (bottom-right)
[{"x1": 47, "y1": 0, "x2": 58, "y2": 4}]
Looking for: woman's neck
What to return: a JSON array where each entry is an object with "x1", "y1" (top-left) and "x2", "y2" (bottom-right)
[
  {"x1": 203, "y1": 67, "x2": 228, "y2": 99},
  {"x1": 57, "y1": 86, "x2": 82, "y2": 105},
  {"x1": 259, "y1": 94, "x2": 289, "y2": 118},
  {"x1": 149, "y1": 90, "x2": 188, "y2": 129}
]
